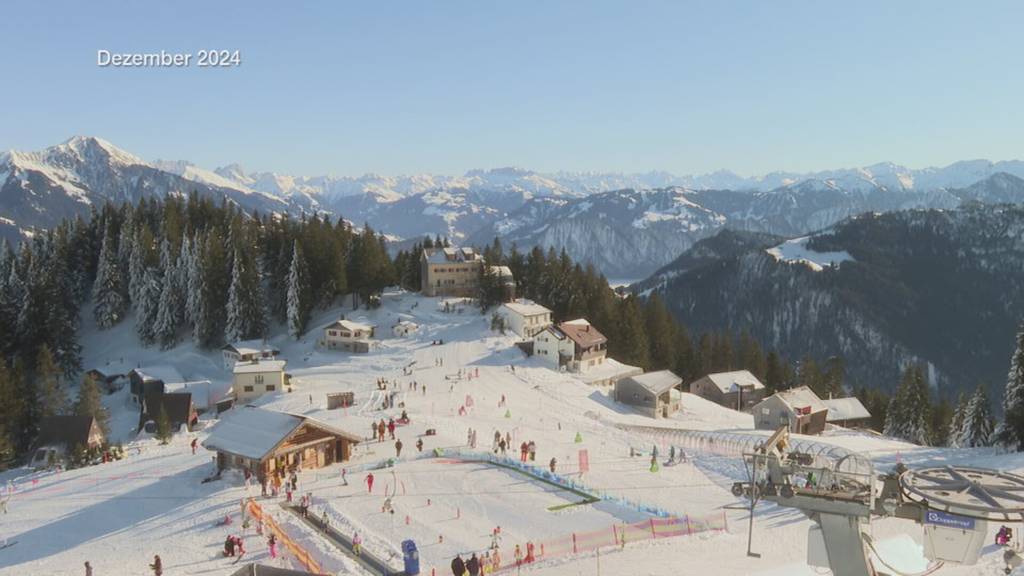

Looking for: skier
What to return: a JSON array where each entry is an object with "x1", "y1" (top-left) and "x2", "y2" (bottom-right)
[
  {"x1": 493, "y1": 430, "x2": 501, "y2": 451},
  {"x1": 321, "y1": 508, "x2": 329, "y2": 532},
  {"x1": 235, "y1": 536, "x2": 246, "y2": 558},
  {"x1": 514, "y1": 544, "x2": 523, "y2": 567},
  {"x1": 525, "y1": 541, "x2": 535, "y2": 563},
  {"x1": 466, "y1": 552, "x2": 481, "y2": 576},
  {"x1": 149, "y1": 554, "x2": 163, "y2": 575},
  {"x1": 378, "y1": 420, "x2": 386, "y2": 442},
  {"x1": 416, "y1": 438, "x2": 424, "y2": 452},
  {"x1": 498, "y1": 438, "x2": 507, "y2": 455},
  {"x1": 341, "y1": 468, "x2": 348, "y2": 486},
  {"x1": 225, "y1": 535, "x2": 236, "y2": 556},
  {"x1": 353, "y1": 531, "x2": 363, "y2": 555},
  {"x1": 84, "y1": 561, "x2": 93, "y2": 576},
  {"x1": 528, "y1": 441, "x2": 536, "y2": 462},
  {"x1": 366, "y1": 472, "x2": 375, "y2": 493},
  {"x1": 371, "y1": 421, "x2": 378, "y2": 441},
  {"x1": 388, "y1": 419, "x2": 396, "y2": 440},
  {"x1": 451, "y1": 554, "x2": 466, "y2": 576},
  {"x1": 268, "y1": 533, "x2": 278, "y2": 559},
  {"x1": 395, "y1": 439, "x2": 404, "y2": 458},
  {"x1": 520, "y1": 442, "x2": 528, "y2": 462},
  {"x1": 191, "y1": 438, "x2": 198, "y2": 455},
  {"x1": 290, "y1": 472, "x2": 298, "y2": 492},
  {"x1": 549, "y1": 457, "x2": 557, "y2": 474}
]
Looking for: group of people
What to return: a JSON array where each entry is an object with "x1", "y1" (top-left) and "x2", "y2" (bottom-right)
[
  {"x1": 518, "y1": 440, "x2": 538, "y2": 462},
  {"x1": 223, "y1": 535, "x2": 246, "y2": 557},
  {"x1": 451, "y1": 551, "x2": 499, "y2": 576}
]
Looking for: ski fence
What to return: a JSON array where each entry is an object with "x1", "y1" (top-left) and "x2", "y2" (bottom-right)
[
  {"x1": 481, "y1": 511, "x2": 728, "y2": 573},
  {"x1": 246, "y1": 498, "x2": 324, "y2": 574}
]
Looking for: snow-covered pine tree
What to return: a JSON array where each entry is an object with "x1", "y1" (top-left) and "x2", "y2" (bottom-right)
[
  {"x1": 287, "y1": 241, "x2": 310, "y2": 338},
  {"x1": 183, "y1": 235, "x2": 201, "y2": 327},
  {"x1": 92, "y1": 227, "x2": 128, "y2": 329},
  {"x1": 154, "y1": 238, "x2": 185, "y2": 349},
  {"x1": 997, "y1": 324, "x2": 1024, "y2": 449},
  {"x1": 135, "y1": 265, "x2": 161, "y2": 346},
  {"x1": 948, "y1": 392, "x2": 968, "y2": 448},
  {"x1": 884, "y1": 365, "x2": 930, "y2": 445},
  {"x1": 225, "y1": 250, "x2": 265, "y2": 342},
  {"x1": 959, "y1": 384, "x2": 994, "y2": 448}
]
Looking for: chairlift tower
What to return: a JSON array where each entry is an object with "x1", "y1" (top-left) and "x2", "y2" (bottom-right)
[{"x1": 734, "y1": 426, "x2": 1024, "y2": 576}]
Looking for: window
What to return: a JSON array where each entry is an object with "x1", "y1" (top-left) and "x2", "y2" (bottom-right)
[
  {"x1": 266, "y1": 385, "x2": 276, "y2": 392},
  {"x1": 761, "y1": 408, "x2": 770, "y2": 415},
  {"x1": 255, "y1": 374, "x2": 264, "y2": 384},
  {"x1": 243, "y1": 385, "x2": 254, "y2": 392}
]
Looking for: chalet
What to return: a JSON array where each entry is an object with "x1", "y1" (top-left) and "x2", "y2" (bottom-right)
[
  {"x1": 30, "y1": 415, "x2": 105, "y2": 467},
  {"x1": 420, "y1": 246, "x2": 485, "y2": 297},
  {"x1": 203, "y1": 406, "x2": 362, "y2": 481},
  {"x1": 558, "y1": 319, "x2": 608, "y2": 372},
  {"x1": 127, "y1": 366, "x2": 182, "y2": 404},
  {"x1": 323, "y1": 319, "x2": 376, "y2": 353},
  {"x1": 823, "y1": 397, "x2": 872, "y2": 429},
  {"x1": 688, "y1": 370, "x2": 767, "y2": 411},
  {"x1": 497, "y1": 300, "x2": 552, "y2": 338},
  {"x1": 222, "y1": 340, "x2": 281, "y2": 370},
  {"x1": 615, "y1": 370, "x2": 683, "y2": 419},
  {"x1": 392, "y1": 320, "x2": 419, "y2": 337},
  {"x1": 140, "y1": 391, "x2": 197, "y2": 435},
  {"x1": 233, "y1": 360, "x2": 288, "y2": 402},
  {"x1": 753, "y1": 386, "x2": 829, "y2": 435}
]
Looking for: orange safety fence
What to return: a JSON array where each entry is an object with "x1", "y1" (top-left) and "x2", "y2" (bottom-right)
[
  {"x1": 479, "y1": 511, "x2": 728, "y2": 573},
  {"x1": 247, "y1": 499, "x2": 325, "y2": 575}
]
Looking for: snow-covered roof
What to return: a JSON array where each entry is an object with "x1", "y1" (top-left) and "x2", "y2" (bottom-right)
[
  {"x1": 557, "y1": 319, "x2": 607, "y2": 348},
  {"x1": 574, "y1": 358, "x2": 643, "y2": 385},
  {"x1": 223, "y1": 340, "x2": 280, "y2": 356},
  {"x1": 823, "y1": 397, "x2": 871, "y2": 422},
  {"x1": 164, "y1": 380, "x2": 215, "y2": 410},
  {"x1": 232, "y1": 360, "x2": 286, "y2": 375},
  {"x1": 769, "y1": 386, "x2": 828, "y2": 414},
  {"x1": 490, "y1": 265, "x2": 514, "y2": 278},
  {"x1": 423, "y1": 246, "x2": 482, "y2": 264},
  {"x1": 202, "y1": 407, "x2": 362, "y2": 460},
  {"x1": 131, "y1": 365, "x2": 183, "y2": 384},
  {"x1": 701, "y1": 370, "x2": 766, "y2": 394},
  {"x1": 624, "y1": 370, "x2": 683, "y2": 395},
  {"x1": 326, "y1": 319, "x2": 375, "y2": 332},
  {"x1": 202, "y1": 407, "x2": 304, "y2": 460},
  {"x1": 394, "y1": 320, "x2": 419, "y2": 327},
  {"x1": 500, "y1": 300, "x2": 551, "y2": 317}
]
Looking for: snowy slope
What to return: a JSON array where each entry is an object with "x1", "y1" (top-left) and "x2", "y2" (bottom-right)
[{"x1": 5, "y1": 291, "x2": 1024, "y2": 576}]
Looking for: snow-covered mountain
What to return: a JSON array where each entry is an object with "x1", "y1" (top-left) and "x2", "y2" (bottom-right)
[
  {"x1": 480, "y1": 173, "x2": 1024, "y2": 278},
  {"x1": 635, "y1": 203, "x2": 1024, "y2": 393},
  {"x1": 6, "y1": 136, "x2": 1024, "y2": 275}
]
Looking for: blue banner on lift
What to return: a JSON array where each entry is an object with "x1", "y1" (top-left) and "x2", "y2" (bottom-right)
[{"x1": 924, "y1": 510, "x2": 976, "y2": 530}]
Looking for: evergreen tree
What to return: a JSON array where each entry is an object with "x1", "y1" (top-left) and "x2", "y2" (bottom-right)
[
  {"x1": 155, "y1": 405, "x2": 172, "y2": 444},
  {"x1": 36, "y1": 345, "x2": 69, "y2": 418},
  {"x1": 287, "y1": 241, "x2": 311, "y2": 338},
  {"x1": 884, "y1": 365, "x2": 931, "y2": 445},
  {"x1": 225, "y1": 250, "x2": 266, "y2": 342},
  {"x1": 612, "y1": 295, "x2": 650, "y2": 369},
  {"x1": 10, "y1": 359, "x2": 37, "y2": 453},
  {"x1": 75, "y1": 374, "x2": 110, "y2": 436},
  {"x1": 958, "y1": 384, "x2": 994, "y2": 448},
  {"x1": 997, "y1": 324, "x2": 1024, "y2": 449},
  {"x1": 135, "y1": 265, "x2": 161, "y2": 345},
  {"x1": 92, "y1": 226, "x2": 128, "y2": 328},
  {"x1": 154, "y1": 239, "x2": 185, "y2": 348},
  {"x1": 644, "y1": 293, "x2": 678, "y2": 371},
  {"x1": 948, "y1": 392, "x2": 968, "y2": 448},
  {"x1": 0, "y1": 360, "x2": 23, "y2": 461},
  {"x1": 765, "y1": 351, "x2": 785, "y2": 392}
]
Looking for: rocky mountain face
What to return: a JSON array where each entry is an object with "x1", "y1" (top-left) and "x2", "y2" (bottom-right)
[{"x1": 638, "y1": 204, "x2": 1024, "y2": 396}]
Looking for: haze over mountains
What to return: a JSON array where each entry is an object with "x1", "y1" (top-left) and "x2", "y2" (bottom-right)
[{"x1": 5, "y1": 136, "x2": 1024, "y2": 277}]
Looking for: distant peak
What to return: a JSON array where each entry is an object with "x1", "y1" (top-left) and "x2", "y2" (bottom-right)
[{"x1": 56, "y1": 135, "x2": 147, "y2": 167}]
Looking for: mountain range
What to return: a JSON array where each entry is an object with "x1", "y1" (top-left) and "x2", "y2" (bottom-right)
[
  {"x1": 635, "y1": 205, "x2": 1024, "y2": 395},
  {"x1": 5, "y1": 136, "x2": 1024, "y2": 277}
]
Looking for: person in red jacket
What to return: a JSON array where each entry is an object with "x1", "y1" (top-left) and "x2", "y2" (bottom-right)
[{"x1": 366, "y1": 472, "x2": 375, "y2": 493}]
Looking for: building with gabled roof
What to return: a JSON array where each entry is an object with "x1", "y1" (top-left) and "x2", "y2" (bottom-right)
[
  {"x1": 203, "y1": 406, "x2": 362, "y2": 480},
  {"x1": 139, "y1": 391, "x2": 197, "y2": 435},
  {"x1": 823, "y1": 397, "x2": 872, "y2": 428},
  {"x1": 497, "y1": 300, "x2": 552, "y2": 338},
  {"x1": 323, "y1": 319, "x2": 376, "y2": 353},
  {"x1": 615, "y1": 370, "x2": 683, "y2": 418},
  {"x1": 689, "y1": 370, "x2": 767, "y2": 411},
  {"x1": 222, "y1": 340, "x2": 281, "y2": 370},
  {"x1": 753, "y1": 386, "x2": 829, "y2": 435},
  {"x1": 532, "y1": 318, "x2": 612, "y2": 375},
  {"x1": 233, "y1": 360, "x2": 288, "y2": 402}
]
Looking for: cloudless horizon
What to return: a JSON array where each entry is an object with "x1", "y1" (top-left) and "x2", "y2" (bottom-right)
[{"x1": 2, "y1": 1, "x2": 1023, "y2": 177}]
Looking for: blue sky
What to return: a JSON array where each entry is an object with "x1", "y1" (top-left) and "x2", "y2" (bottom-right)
[{"x1": 2, "y1": 1, "x2": 1022, "y2": 176}]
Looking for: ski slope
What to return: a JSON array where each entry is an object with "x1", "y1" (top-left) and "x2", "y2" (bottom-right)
[{"x1": 3, "y1": 290, "x2": 1024, "y2": 576}]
